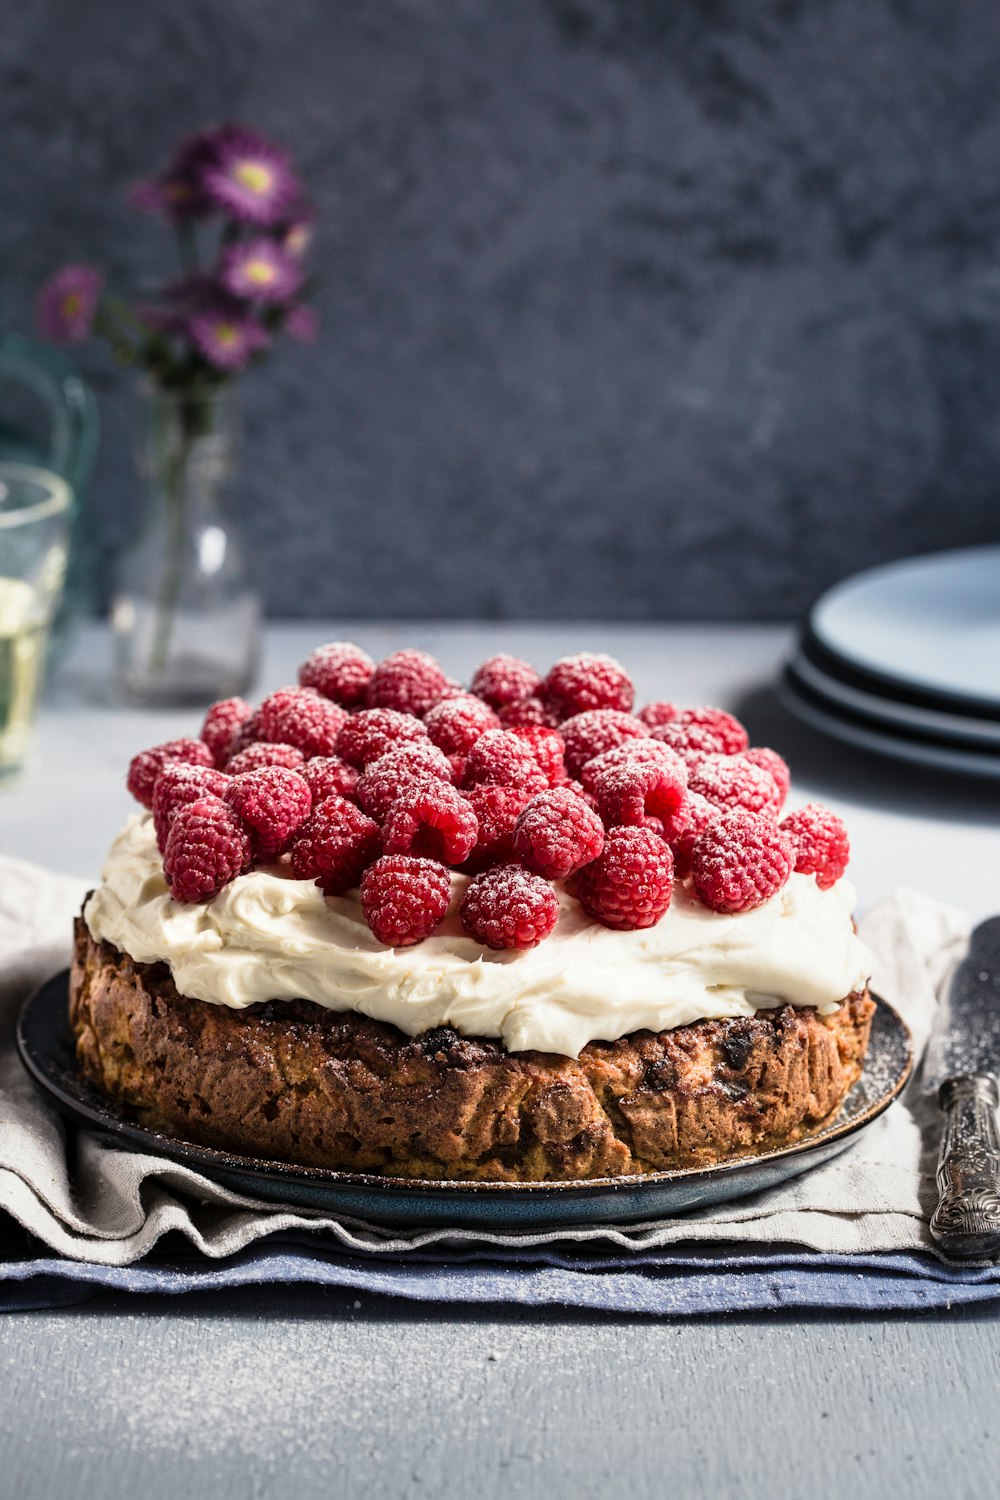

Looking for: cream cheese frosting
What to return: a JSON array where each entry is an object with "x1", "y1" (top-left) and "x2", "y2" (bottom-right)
[{"x1": 83, "y1": 813, "x2": 873, "y2": 1059}]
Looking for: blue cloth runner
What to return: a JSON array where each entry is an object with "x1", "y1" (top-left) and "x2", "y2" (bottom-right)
[{"x1": 3, "y1": 1225, "x2": 998, "y2": 1315}]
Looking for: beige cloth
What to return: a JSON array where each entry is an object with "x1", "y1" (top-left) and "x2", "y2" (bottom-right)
[{"x1": 0, "y1": 855, "x2": 971, "y2": 1266}]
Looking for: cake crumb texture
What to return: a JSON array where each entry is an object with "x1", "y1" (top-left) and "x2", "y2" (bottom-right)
[{"x1": 70, "y1": 918, "x2": 874, "y2": 1183}]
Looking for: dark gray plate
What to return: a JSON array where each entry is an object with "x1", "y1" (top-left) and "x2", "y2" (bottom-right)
[{"x1": 17, "y1": 972, "x2": 912, "y2": 1230}]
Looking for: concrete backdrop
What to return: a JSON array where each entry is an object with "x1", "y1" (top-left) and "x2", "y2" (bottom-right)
[{"x1": 3, "y1": 0, "x2": 1000, "y2": 619}]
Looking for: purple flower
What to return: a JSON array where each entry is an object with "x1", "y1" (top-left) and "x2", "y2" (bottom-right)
[
  {"x1": 35, "y1": 265, "x2": 104, "y2": 344},
  {"x1": 201, "y1": 126, "x2": 301, "y2": 227},
  {"x1": 284, "y1": 304, "x2": 319, "y2": 343},
  {"x1": 188, "y1": 308, "x2": 269, "y2": 370},
  {"x1": 219, "y1": 238, "x2": 303, "y2": 303},
  {"x1": 129, "y1": 129, "x2": 218, "y2": 221}
]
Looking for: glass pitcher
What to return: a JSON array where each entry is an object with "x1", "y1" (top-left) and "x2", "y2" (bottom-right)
[{"x1": 0, "y1": 332, "x2": 99, "y2": 654}]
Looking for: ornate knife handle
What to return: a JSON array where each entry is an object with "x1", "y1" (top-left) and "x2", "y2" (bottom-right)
[{"x1": 929, "y1": 1074, "x2": 1000, "y2": 1261}]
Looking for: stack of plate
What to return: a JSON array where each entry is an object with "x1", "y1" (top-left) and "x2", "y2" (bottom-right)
[{"x1": 781, "y1": 545, "x2": 1000, "y2": 779}]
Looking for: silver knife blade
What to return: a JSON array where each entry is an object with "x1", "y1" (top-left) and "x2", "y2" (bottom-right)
[{"x1": 922, "y1": 915, "x2": 1000, "y2": 1093}]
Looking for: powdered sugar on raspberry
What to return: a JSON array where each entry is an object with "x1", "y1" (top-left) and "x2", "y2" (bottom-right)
[
  {"x1": 298, "y1": 641, "x2": 374, "y2": 707},
  {"x1": 226, "y1": 742, "x2": 306, "y2": 775},
  {"x1": 162, "y1": 796, "x2": 252, "y2": 903},
  {"x1": 542, "y1": 652, "x2": 635, "y2": 720},
  {"x1": 559, "y1": 709, "x2": 648, "y2": 779},
  {"x1": 690, "y1": 810, "x2": 794, "y2": 914},
  {"x1": 360, "y1": 854, "x2": 452, "y2": 946},
  {"x1": 127, "y1": 738, "x2": 215, "y2": 809},
  {"x1": 689, "y1": 754, "x2": 783, "y2": 818},
  {"x1": 780, "y1": 803, "x2": 850, "y2": 890},
  {"x1": 460, "y1": 864, "x2": 559, "y2": 950},
  {"x1": 424, "y1": 694, "x2": 500, "y2": 757},
  {"x1": 366, "y1": 649, "x2": 449, "y2": 718},
  {"x1": 336, "y1": 707, "x2": 429, "y2": 769},
  {"x1": 381, "y1": 781, "x2": 478, "y2": 866},
  {"x1": 470, "y1": 654, "x2": 542, "y2": 711},
  {"x1": 200, "y1": 697, "x2": 252, "y2": 768}
]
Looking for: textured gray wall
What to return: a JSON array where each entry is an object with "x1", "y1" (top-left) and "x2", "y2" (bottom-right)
[{"x1": 3, "y1": 0, "x2": 1000, "y2": 619}]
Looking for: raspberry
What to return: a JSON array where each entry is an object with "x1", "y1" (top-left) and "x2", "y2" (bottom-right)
[
  {"x1": 780, "y1": 803, "x2": 850, "y2": 890},
  {"x1": 127, "y1": 738, "x2": 215, "y2": 808},
  {"x1": 462, "y1": 784, "x2": 534, "y2": 870},
  {"x1": 542, "y1": 652, "x2": 634, "y2": 720},
  {"x1": 689, "y1": 754, "x2": 783, "y2": 818},
  {"x1": 360, "y1": 855, "x2": 452, "y2": 947},
  {"x1": 449, "y1": 754, "x2": 468, "y2": 784},
  {"x1": 651, "y1": 720, "x2": 731, "y2": 768},
  {"x1": 564, "y1": 778, "x2": 603, "y2": 815},
  {"x1": 225, "y1": 710, "x2": 265, "y2": 762},
  {"x1": 590, "y1": 756, "x2": 688, "y2": 830},
  {"x1": 744, "y1": 746, "x2": 791, "y2": 809},
  {"x1": 355, "y1": 743, "x2": 454, "y2": 823},
  {"x1": 508, "y1": 724, "x2": 567, "y2": 786},
  {"x1": 668, "y1": 791, "x2": 720, "y2": 878},
  {"x1": 559, "y1": 709, "x2": 648, "y2": 779},
  {"x1": 580, "y1": 737, "x2": 687, "y2": 796},
  {"x1": 496, "y1": 695, "x2": 560, "y2": 729},
  {"x1": 224, "y1": 766, "x2": 313, "y2": 858},
  {"x1": 576, "y1": 826, "x2": 674, "y2": 931},
  {"x1": 226, "y1": 742, "x2": 306, "y2": 775},
  {"x1": 256, "y1": 687, "x2": 348, "y2": 758},
  {"x1": 335, "y1": 707, "x2": 429, "y2": 769},
  {"x1": 200, "y1": 697, "x2": 253, "y2": 768},
  {"x1": 460, "y1": 864, "x2": 559, "y2": 950},
  {"x1": 298, "y1": 640, "x2": 374, "y2": 707},
  {"x1": 365, "y1": 649, "x2": 449, "y2": 717},
  {"x1": 424, "y1": 693, "x2": 500, "y2": 757},
  {"x1": 290, "y1": 795, "x2": 382, "y2": 894},
  {"x1": 382, "y1": 781, "x2": 478, "y2": 866},
  {"x1": 690, "y1": 810, "x2": 794, "y2": 914},
  {"x1": 296, "y1": 755, "x2": 360, "y2": 805},
  {"x1": 470, "y1": 654, "x2": 542, "y2": 711},
  {"x1": 677, "y1": 708, "x2": 746, "y2": 756},
  {"x1": 637, "y1": 701, "x2": 679, "y2": 731},
  {"x1": 163, "y1": 796, "x2": 252, "y2": 904},
  {"x1": 513, "y1": 787, "x2": 605, "y2": 881},
  {"x1": 152, "y1": 763, "x2": 231, "y2": 852},
  {"x1": 460, "y1": 730, "x2": 548, "y2": 794}
]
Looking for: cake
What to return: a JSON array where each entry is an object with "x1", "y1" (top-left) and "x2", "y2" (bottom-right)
[{"x1": 71, "y1": 644, "x2": 875, "y2": 1182}]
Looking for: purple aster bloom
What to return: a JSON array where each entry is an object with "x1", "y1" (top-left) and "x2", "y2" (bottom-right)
[
  {"x1": 129, "y1": 129, "x2": 219, "y2": 220},
  {"x1": 35, "y1": 265, "x2": 104, "y2": 344},
  {"x1": 219, "y1": 238, "x2": 303, "y2": 303},
  {"x1": 201, "y1": 125, "x2": 301, "y2": 227},
  {"x1": 188, "y1": 308, "x2": 269, "y2": 370},
  {"x1": 284, "y1": 303, "x2": 320, "y2": 343}
]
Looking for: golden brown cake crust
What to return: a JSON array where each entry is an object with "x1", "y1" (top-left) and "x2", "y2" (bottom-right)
[{"x1": 70, "y1": 916, "x2": 874, "y2": 1182}]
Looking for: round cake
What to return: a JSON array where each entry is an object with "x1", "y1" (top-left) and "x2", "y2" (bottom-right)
[{"x1": 71, "y1": 644, "x2": 875, "y2": 1182}]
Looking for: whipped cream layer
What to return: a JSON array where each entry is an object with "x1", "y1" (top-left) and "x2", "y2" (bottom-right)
[{"x1": 84, "y1": 814, "x2": 873, "y2": 1059}]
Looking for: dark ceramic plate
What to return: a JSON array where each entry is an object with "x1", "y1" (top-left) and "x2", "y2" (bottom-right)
[{"x1": 17, "y1": 972, "x2": 912, "y2": 1230}]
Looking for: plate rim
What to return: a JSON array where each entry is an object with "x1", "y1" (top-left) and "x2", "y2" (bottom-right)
[
  {"x1": 792, "y1": 643, "x2": 1000, "y2": 746},
  {"x1": 780, "y1": 666, "x2": 1000, "y2": 782},
  {"x1": 809, "y1": 544, "x2": 1000, "y2": 714},
  {"x1": 17, "y1": 969, "x2": 913, "y2": 1204}
]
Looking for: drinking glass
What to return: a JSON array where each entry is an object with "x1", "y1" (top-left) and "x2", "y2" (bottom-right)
[{"x1": 0, "y1": 462, "x2": 71, "y2": 777}]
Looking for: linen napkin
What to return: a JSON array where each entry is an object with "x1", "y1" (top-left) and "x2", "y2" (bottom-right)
[{"x1": 1, "y1": 852, "x2": 995, "y2": 1313}]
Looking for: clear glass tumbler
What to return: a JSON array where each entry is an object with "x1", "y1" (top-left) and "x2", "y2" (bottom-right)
[{"x1": 0, "y1": 461, "x2": 71, "y2": 777}]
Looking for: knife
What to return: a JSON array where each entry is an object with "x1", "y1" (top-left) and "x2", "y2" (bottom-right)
[{"x1": 922, "y1": 915, "x2": 1000, "y2": 1261}]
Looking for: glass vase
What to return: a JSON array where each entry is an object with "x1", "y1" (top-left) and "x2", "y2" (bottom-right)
[{"x1": 111, "y1": 384, "x2": 260, "y2": 705}]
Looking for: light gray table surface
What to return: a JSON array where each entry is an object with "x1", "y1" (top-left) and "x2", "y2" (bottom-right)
[{"x1": 2, "y1": 621, "x2": 998, "y2": 1500}]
